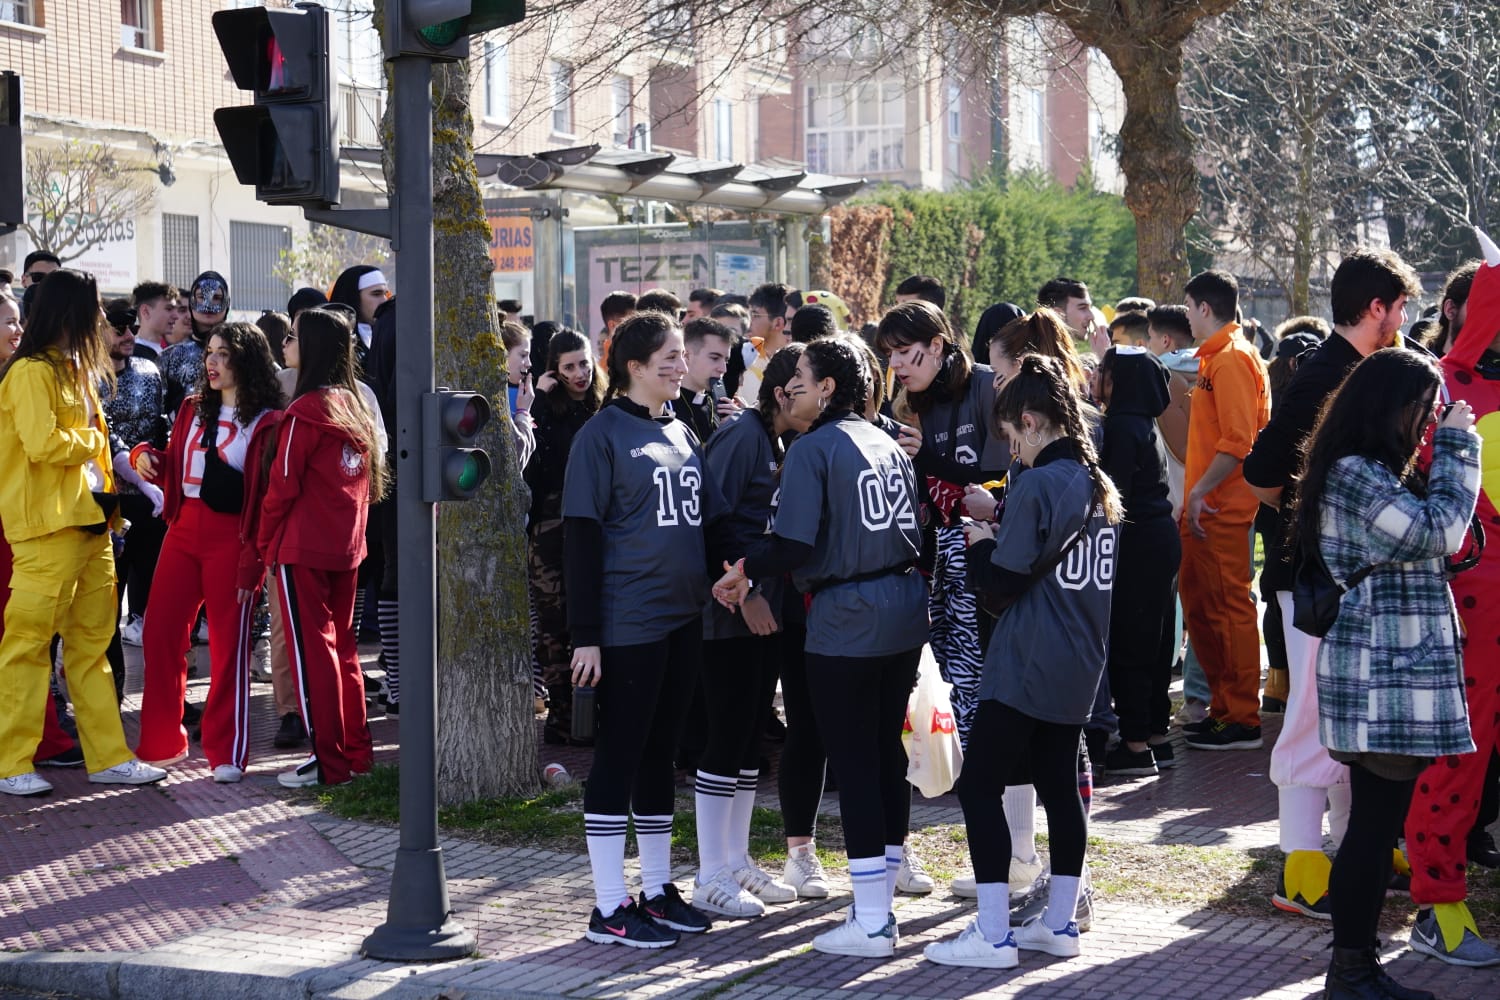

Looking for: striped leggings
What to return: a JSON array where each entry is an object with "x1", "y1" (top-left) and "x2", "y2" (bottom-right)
[{"x1": 930, "y1": 525, "x2": 983, "y2": 747}]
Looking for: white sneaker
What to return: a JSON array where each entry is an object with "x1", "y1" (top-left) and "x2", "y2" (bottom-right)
[
  {"x1": 89, "y1": 759, "x2": 167, "y2": 785},
  {"x1": 0, "y1": 771, "x2": 54, "y2": 796},
  {"x1": 924, "y1": 919, "x2": 1018, "y2": 969},
  {"x1": 120, "y1": 615, "x2": 144, "y2": 646},
  {"x1": 896, "y1": 850, "x2": 934, "y2": 895},
  {"x1": 783, "y1": 846, "x2": 830, "y2": 899},
  {"x1": 1011, "y1": 854, "x2": 1046, "y2": 888},
  {"x1": 1014, "y1": 915, "x2": 1082, "y2": 957},
  {"x1": 250, "y1": 637, "x2": 273, "y2": 683},
  {"x1": 952, "y1": 874, "x2": 977, "y2": 899},
  {"x1": 692, "y1": 869, "x2": 765, "y2": 918},
  {"x1": 733, "y1": 855, "x2": 796, "y2": 903},
  {"x1": 812, "y1": 909, "x2": 896, "y2": 958},
  {"x1": 212, "y1": 765, "x2": 244, "y2": 783},
  {"x1": 278, "y1": 757, "x2": 319, "y2": 788}
]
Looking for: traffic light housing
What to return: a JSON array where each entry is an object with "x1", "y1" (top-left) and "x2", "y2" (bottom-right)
[
  {"x1": 1, "y1": 72, "x2": 23, "y2": 228},
  {"x1": 422, "y1": 390, "x2": 493, "y2": 501},
  {"x1": 212, "y1": 4, "x2": 339, "y2": 207},
  {"x1": 385, "y1": 1, "x2": 527, "y2": 61}
]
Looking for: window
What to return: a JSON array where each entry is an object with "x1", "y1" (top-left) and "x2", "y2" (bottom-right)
[
  {"x1": 805, "y1": 80, "x2": 905, "y2": 175},
  {"x1": 161, "y1": 214, "x2": 200, "y2": 291},
  {"x1": 0, "y1": 2, "x2": 36, "y2": 26},
  {"x1": 120, "y1": 0, "x2": 157, "y2": 50},
  {"x1": 1029, "y1": 88, "x2": 1046, "y2": 146},
  {"x1": 713, "y1": 98, "x2": 733, "y2": 161},
  {"x1": 549, "y1": 62, "x2": 573, "y2": 135},
  {"x1": 484, "y1": 41, "x2": 510, "y2": 120},
  {"x1": 229, "y1": 221, "x2": 291, "y2": 312},
  {"x1": 645, "y1": 0, "x2": 692, "y2": 44},
  {"x1": 946, "y1": 81, "x2": 961, "y2": 139},
  {"x1": 611, "y1": 76, "x2": 632, "y2": 147}
]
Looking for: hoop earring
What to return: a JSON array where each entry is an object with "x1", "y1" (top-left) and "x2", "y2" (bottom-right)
[
  {"x1": 1023, "y1": 428, "x2": 1043, "y2": 448},
  {"x1": 817, "y1": 395, "x2": 828, "y2": 412}
]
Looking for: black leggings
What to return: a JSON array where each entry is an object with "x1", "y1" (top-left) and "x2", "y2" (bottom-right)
[
  {"x1": 778, "y1": 624, "x2": 826, "y2": 838},
  {"x1": 699, "y1": 633, "x2": 781, "y2": 777},
  {"x1": 1107, "y1": 516, "x2": 1179, "y2": 742},
  {"x1": 581, "y1": 620, "x2": 701, "y2": 818},
  {"x1": 1330, "y1": 762, "x2": 1416, "y2": 949},
  {"x1": 958, "y1": 700, "x2": 1088, "y2": 881},
  {"x1": 804, "y1": 648, "x2": 919, "y2": 860}
]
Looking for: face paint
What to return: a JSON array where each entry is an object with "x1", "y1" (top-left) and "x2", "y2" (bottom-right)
[{"x1": 191, "y1": 277, "x2": 228, "y2": 315}]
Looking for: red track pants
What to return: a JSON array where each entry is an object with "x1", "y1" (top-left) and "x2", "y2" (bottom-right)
[
  {"x1": 277, "y1": 563, "x2": 370, "y2": 785},
  {"x1": 135, "y1": 500, "x2": 255, "y2": 771}
]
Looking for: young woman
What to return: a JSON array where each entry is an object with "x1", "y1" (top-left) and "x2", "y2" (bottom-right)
[
  {"x1": 523, "y1": 329, "x2": 603, "y2": 742},
  {"x1": 1095, "y1": 347, "x2": 1180, "y2": 777},
  {"x1": 1293, "y1": 349, "x2": 1476, "y2": 1000},
  {"x1": 258, "y1": 307, "x2": 383, "y2": 789},
  {"x1": 716, "y1": 336, "x2": 928, "y2": 959},
  {"x1": 0, "y1": 290, "x2": 21, "y2": 361},
  {"x1": 501, "y1": 320, "x2": 536, "y2": 469},
  {"x1": 132, "y1": 323, "x2": 284, "y2": 783},
  {"x1": 692, "y1": 344, "x2": 805, "y2": 918},
  {"x1": 0, "y1": 269, "x2": 165, "y2": 795},
  {"x1": 926, "y1": 353, "x2": 1121, "y2": 969},
  {"x1": 564, "y1": 311, "x2": 722, "y2": 949}
]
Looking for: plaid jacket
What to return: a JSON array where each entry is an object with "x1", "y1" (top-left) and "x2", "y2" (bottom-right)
[{"x1": 1315, "y1": 426, "x2": 1480, "y2": 757}]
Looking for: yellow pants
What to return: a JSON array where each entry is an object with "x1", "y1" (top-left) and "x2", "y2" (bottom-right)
[{"x1": 0, "y1": 528, "x2": 131, "y2": 777}]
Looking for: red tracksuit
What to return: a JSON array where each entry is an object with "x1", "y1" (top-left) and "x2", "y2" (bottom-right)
[
  {"x1": 0, "y1": 521, "x2": 77, "y2": 761},
  {"x1": 258, "y1": 388, "x2": 373, "y2": 786},
  {"x1": 132, "y1": 399, "x2": 282, "y2": 771}
]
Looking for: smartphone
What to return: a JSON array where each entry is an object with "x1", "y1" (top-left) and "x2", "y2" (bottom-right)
[{"x1": 708, "y1": 376, "x2": 729, "y2": 409}]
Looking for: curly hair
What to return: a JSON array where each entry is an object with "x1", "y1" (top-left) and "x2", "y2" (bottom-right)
[
  {"x1": 197, "y1": 321, "x2": 284, "y2": 427},
  {"x1": 874, "y1": 299, "x2": 972, "y2": 416},
  {"x1": 802, "y1": 337, "x2": 870, "y2": 434}
]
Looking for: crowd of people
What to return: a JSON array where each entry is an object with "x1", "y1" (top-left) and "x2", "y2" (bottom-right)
[{"x1": 3, "y1": 242, "x2": 1500, "y2": 995}]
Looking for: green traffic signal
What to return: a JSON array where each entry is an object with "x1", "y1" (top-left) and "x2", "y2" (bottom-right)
[{"x1": 422, "y1": 389, "x2": 493, "y2": 502}]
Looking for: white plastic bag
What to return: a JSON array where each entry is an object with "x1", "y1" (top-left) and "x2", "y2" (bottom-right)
[{"x1": 904, "y1": 655, "x2": 963, "y2": 798}]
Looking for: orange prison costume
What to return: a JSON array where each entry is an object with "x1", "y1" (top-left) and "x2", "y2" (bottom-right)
[
  {"x1": 131, "y1": 399, "x2": 282, "y2": 772},
  {"x1": 0, "y1": 353, "x2": 133, "y2": 778},
  {"x1": 1178, "y1": 323, "x2": 1271, "y2": 729}
]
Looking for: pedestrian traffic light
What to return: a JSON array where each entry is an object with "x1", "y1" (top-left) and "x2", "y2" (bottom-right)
[
  {"x1": 422, "y1": 390, "x2": 493, "y2": 501},
  {"x1": 386, "y1": 1, "x2": 527, "y2": 61},
  {"x1": 0, "y1": 72, "x2": 23, "y2": 229},
  {"x1": 212, "y1": 4, "x2": 339, "y2": 207}
]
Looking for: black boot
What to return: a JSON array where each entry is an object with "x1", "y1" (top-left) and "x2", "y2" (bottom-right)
[
  {"x1": 1365, "y1": 945, "x2": 1434, "y2": 1000},
  {"x1": 1324, "y1": 947, "x2": 1388, "y2": 1000}
]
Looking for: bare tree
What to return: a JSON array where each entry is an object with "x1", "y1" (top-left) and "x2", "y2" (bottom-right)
[
  {"x1": 274, "y1": 223, "x2": 392, "y2": 293},
  {"x1": 23, "y1": 142, "x2": 156, "y2": 262}
]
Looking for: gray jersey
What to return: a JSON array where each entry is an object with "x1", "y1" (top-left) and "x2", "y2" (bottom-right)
[
  {"x1": 563, "y1": 402, "x2": 720, "y2": 646},
  {"x1": 981, "y1": 457, "x2": 1115, "y2": 724},
  {"x1": 774, "y1": 413, "x2": 928, "y2": 657},
  {"x1": 924, "y1": 363, "x2": 1011, "y2": 475},
  {"x1": 702, "y1": 411, "x2": 783, "y2": 640}
]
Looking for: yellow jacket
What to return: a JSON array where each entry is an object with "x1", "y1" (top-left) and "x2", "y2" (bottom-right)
[{"x1": 0, "y1": 351, "x2": 115, "y2": 542}]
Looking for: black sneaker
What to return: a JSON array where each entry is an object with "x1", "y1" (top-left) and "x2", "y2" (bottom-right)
[
  {"x1": 181, "y1": 701, "x2": 203, "y2": 726},
  {"x1": 1271, "y1": 873, "x2": 1331, "y2": 920},
  {"x1": 274, "y1": 713, "x2": 307, "y2": 749},
  {"x1": 638, "y1": 883, "x2": 711, "y2": 934},
  {"x1": 1182, "y1": 715, "x2": 1216, "y2": 735},
  {"x1": 35, "y1": 745, "x2": 85, "y2": 767},
  {"x1": 1150, "y1": 741, "x2": 1177, "y2": 769},
  {"x1": 1104, "y1": 744, "x2": 1157, "y2": 777},
  {"x1": 586, "y1": 901, "x2": 679, "y2": 949},
  {"x1": 1184, "y1": 720, "x2": 1263, "y2": 751},
  {"x1": 1469, "y1": 832, "x2": 1500, "y2": 870}
]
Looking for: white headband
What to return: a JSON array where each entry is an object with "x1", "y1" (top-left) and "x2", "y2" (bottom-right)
[{"x1": 357, "y1": 270, "x2": 388, "y2": 291}]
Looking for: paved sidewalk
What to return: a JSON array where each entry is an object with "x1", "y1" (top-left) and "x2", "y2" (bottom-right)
[{"x1": 1, "y1": 647, "x2": 1496, "y2": 999}]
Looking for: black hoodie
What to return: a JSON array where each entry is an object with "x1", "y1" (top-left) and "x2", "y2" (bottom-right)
[{"x1": 1099, "y1": 348, "x2": 1173, "y2": 524}]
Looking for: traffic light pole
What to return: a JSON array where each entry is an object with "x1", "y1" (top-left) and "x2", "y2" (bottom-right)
[{"x1": 360, "y1": 52, "x2": 476, "y2": 962}]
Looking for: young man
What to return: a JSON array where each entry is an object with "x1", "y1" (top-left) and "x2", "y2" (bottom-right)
[
  {"x1": 597, "y1": 290, "x2": 637, "y2": 361},
  {"x1": 1243, "y1": 249, "x2": 1421, "y2": 922},
  {"x1": 1107, "y1": 311, "x2": 1151, "y2": 348},
  {"x1": 686, "y1": 288, "x2": 724, "y2": 321},
  {"x1": 1177, "y1": 269, "x2": 1270, "y2": 752},
  {"x1": 1037, "y1": 277, "x2": 1096, "y2": 340},
  {"x1": 636, "y1": 288, "x2": 682, "y2": 318},
  {"x1": 673, "y1": 318, "x2": 734, "y2": 442},
  {"x1": 497, "y1": 298, "x2": 523, "y2": 326},
  {"x1": 20, "y1": 250, "x2": 60, "y2": 287},
  {"x1": 130, "y1": 281, "x2": 177, "y2": 364},
  {"x1": 738, "y1": 283, "x2": 792, "y2": 405},
  {"x1": 894, "y1": 275, "x2": 946, "y2": 310}
]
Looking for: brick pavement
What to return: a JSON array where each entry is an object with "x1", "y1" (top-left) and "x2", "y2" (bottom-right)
[{"x1": 0, "y1": 644, "x2": 1496, "y2": 999}]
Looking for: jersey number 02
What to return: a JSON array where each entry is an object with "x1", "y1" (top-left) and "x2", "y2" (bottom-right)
[
  {"x1": 857, "y1": 466, "x2": 917, "y2": 532},
  {"x1": 652, "y1": 466, "x2": 702, "y2": 526}
]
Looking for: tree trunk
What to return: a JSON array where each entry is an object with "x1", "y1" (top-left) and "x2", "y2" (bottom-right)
[{"x1": 1108, "y1": 43, "x2": 1198, "y2": 302}]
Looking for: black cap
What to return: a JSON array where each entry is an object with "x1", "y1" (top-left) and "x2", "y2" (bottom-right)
[{"x1": 286, "y1": 286, "x2": 329, "y2": 320}]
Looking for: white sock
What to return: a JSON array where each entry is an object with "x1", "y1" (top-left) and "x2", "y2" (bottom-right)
[
  {"x1": 694, "y1": 771, "x2": 736, "y2": 882},
  {"x1": 1044, "y1": 874, "x2": 1082, "y2": 931},
  {"x1": 727, "y1": 769, "x2": 759, "y2": 864},
  {"x1": 633, "y1": 813, "x2": 674, "y2": 900},
  {"x1": 849, "y1": 855, "x2": 888, "y2": 932},
  {"x1": 1326, "y1": 781, "x2": 1352, "y2": 849},
  {"x1": 1004, "y1": 784, "x2": 1038, "y2": 862},
  {"x1": 884, "y1": 843, "x2": 904, "y2": 898},
  {"x1": 976, "y1": 881, "x2": 1011, "y2": 942},
  {"x1": 585, "y1": 813, "x2": 629, "y2": 914}
]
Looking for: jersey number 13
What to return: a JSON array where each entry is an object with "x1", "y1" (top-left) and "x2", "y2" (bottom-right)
[{"x1": 653, "y1": 466, "x2": 702, "y2": 527}]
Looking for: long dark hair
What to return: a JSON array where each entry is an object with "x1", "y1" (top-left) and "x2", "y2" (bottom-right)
[
  {"x1": 754, "y1": 342, "x2": 805, "y2": 453},
  {"x1": 802, "y1": 336, "x2": 870, "y2": 434},
  {"x1": 542, "y1": 328, "x2": 605, "y2": 416},
  {"x1": 605, "y1": 311, "x2": 675, "y2": 399},
  {"x1": 993, "y1": 308, "x2": 1088, "y2": 391},
  {"x1": 995, "y1": 353, "x2": 1122, "y2": 524},
  {"x1": 2, "y1": 268, "x2": 113, "y2": 391},
  {"x1": 1291, "y1": 348, "x2": 1440, "y2": 554},
  {"x1": 290, "y1": 307, "x2": 387, "y2": 501},
  {"x1": 874, "y1": 300, "x2": 972, "y2": 416},
  {"x1": 196, "y1": 322, "x2": 283, "y2": 427}
]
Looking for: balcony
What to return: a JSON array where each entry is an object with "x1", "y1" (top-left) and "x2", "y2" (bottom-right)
[{"x1": 341, "y1": 82, "x2": 385, "y2": 148}]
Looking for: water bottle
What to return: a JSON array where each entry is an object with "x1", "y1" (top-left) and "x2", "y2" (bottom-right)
[{"x1": 572, "y1": 684, "x2": 597, "y2": 742}]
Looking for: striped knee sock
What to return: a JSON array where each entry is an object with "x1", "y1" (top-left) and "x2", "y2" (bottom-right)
[
  {"x1": 885, "y1": 843, "x2": 904, "y2": 899},
  {"x1": 849, "y1": 855, "x2": 889, "y2": 932},
  {"x1": 377, "y1": 599, "x2": 399, "y2": 703},
  {"x1": 634, "y1": 813, "x2": 674, "y2": 900},
  {"x1": 694, "y1": 771, "x2": 736, "y2": 880},
  {"x1": 585, "y1": 813, "x2": 629, "y2": 914},
  {"x1": 726, "y1": 769, "x2": 759, "y2": 864}
]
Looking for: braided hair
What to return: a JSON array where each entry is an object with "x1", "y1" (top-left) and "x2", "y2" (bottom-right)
[
  {"x1": 995, "y1": 353, "x2": 1122, "y2": 524},
  {"x1": 802, "y1": 337, "x2": 870, "y2": 434},
  {"x1": 753, "y1": 342, "x2": 805, "y2": 459}
]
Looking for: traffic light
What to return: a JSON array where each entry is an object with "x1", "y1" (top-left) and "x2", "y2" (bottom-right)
[
  {"x1": 212, "y1": 4, "x2": 338, "y2": 207},
  {"x1": 422, "y1": 390, "x2": 493, "y2": 501},
  {"x1": 1, "y1": 72, "x2": 22, "y2": 228},
  {"x1": 385, "y1": 1, "x2": 527, "y2": 61}
]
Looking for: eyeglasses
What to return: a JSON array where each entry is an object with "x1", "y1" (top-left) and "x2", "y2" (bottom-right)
[{"x1": 283, "y1": 332, "x2": 297, "y2": 344}]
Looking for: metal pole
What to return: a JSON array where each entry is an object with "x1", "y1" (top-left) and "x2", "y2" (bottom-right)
[{"x1": 361, "y1": 53, "x2": 475, "y2": 961}]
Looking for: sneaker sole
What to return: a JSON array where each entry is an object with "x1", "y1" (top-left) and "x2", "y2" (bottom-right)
[
  {"x1": 585, "y1": 929, "x2": 677, "y2": 949},
  {"x1": 896, "y1": 881, "x2": 934, "y2": 895},
  {"x1": 0, "y1": 785, "x2": 53, "y2": 797},
  {"x1": 813, "y1": 940, "x2": 894, "y2": 958},
  {"x1": 1271, "y1": 894, "x2": 1331, "y2": 920},
  {"x1": 89, "y1": 774, "x2": 167, "y2": 785},
  {"x1": 278, "y1": 777, "x2": 318, "y2": 788},
  {"x1": 951, "y1": 884, "x2": 977, "y2": 900},
  {"x1": 923, "y1": 945, "x2": 1018, "y2": 969},
  {"x1": 742, "y1": 886, "x2": 797, "y2": 904},
  {"x1": 1184, "y1": 739, "x2": 1264, "y2": 751},
  {"x1": 35, "y1": 757, "x2": 85, "y2": 768},
  {"x1": 792, "y1": 883, "x2": 830, "y2": 899},
  {"x1": 1105, "y1": 765, "x2": 1159, "y2": 777},
  {"x1": 1016, "y1": 937, "x2": 1081, "y2": 958},
  {"x1": 646, "y1": 917, "x2": 710, "y2": 933},
  {"x1": 690, "y1": 895, "x2": 765, "y2": 918}
]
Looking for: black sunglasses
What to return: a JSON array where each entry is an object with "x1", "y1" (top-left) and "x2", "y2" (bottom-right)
[{"x1": 25, "y1": 271, "x2": 50, "y2": 284}]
